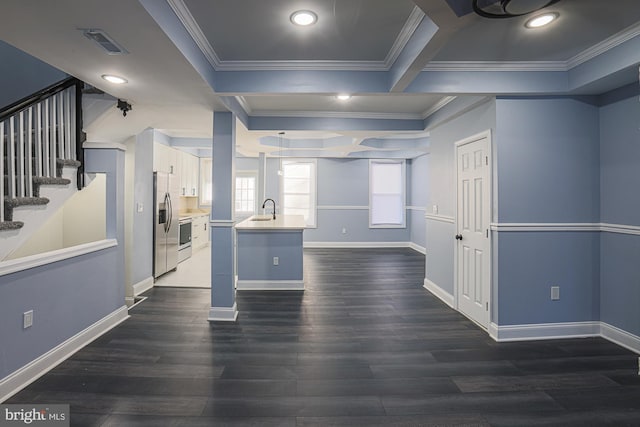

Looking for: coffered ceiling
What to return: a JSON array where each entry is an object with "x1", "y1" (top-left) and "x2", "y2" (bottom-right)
[{"x1": 0, "y1": 0, "x2": 638, "y2": 158}]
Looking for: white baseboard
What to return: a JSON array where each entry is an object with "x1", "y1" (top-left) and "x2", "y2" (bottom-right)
[
  {"x1": 132, "y1": 276, "x2": 154, "y2": 296},
  {"x1": 0, "y1": 305, "x2": 129, "y2": 403},
  {"x1": 304, "y1": 241, "x2": 415, "y2": 249},
  {"x1": 601, "y1": 322, "x2": 640, "y2": 354},
  {"x1": 237, "y1": 280, "x2": 305, "y2": 291},
  {"x1": 489, "y1": 321, "x2": 640, "y2": 354},
  {"x1": 208, "y1": 303, "x2": 238, "y2": 322},
  {"x1": 408, "y1": 242, "x2": 426, "y2": 254},
  {"x1": 423, "y1": 278, "x2": 454, "y2": 308},
  {"x1": 490, "y1": 321, "x2": 601, "y2": 342}
]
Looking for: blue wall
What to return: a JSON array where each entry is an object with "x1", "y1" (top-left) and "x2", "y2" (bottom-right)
[
  {"x1": 0, "y1": 247, "x2": 122, "y2": 378},
  {"x1": 599, "y1": 94, "x2": 640, "y2": 336},
  {"x1": 0, "y1": 147, "x2": 126, "y2": 382},
  {"x1": 237, "y1": 230, "x2": 303, "y2": 281},
  {"x1": 408, "y1": 154, "x2": 429, "y2": 250},
  {"x1": 299, "y1": 158, "x2": 410, "y2": 243},
  {"x1": 0, "y1": 41, "x2": 67, "y2": 108},
  {"x1": 425, "y1": 100, "x2": 496, "y2": 296},
  {"x1": 131, "y1": 130, "x2": 155, "y2": 286},
  {"x1": 496, "y1": 98, "x2": 600, "y2": 223},
  {"x1": 494, "y1": 98, "x2": 601, "y2": 326}
]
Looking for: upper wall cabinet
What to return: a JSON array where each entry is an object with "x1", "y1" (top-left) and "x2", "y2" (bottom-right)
[
  {"x1": 180, "y1": 151, "x2": 199, "y2": 197},
  {"x1": 153, "y1": 142, "x2": 179, "y2": 175}
]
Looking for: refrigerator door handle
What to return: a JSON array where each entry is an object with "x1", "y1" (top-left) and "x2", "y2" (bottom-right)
[
  {"x1": 163, "y1": 193, "x2": 170, "y2": 233},
  {"x1": 167, "y1": 192, "x2": 173, "y2": 233}
]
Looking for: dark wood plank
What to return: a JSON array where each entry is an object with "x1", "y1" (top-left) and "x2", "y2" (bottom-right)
[{"x1": 5, "y1": 248, "x2": 640, "y2": 426}]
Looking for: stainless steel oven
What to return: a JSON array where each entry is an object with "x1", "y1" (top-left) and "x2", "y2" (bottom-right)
[{"x1": 178, "y1": 218, "x2": 192, "y2": 263}]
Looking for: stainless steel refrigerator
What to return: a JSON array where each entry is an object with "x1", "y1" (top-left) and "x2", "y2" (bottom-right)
[{"x1": 153, "y1": 171, "x2": 180, "y2": 278}]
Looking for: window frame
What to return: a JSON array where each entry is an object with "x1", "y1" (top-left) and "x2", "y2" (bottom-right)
[
  {"x1": 199, "y1": 157, "x2": 212, "y2": 207},
  {"x1": 235, "y1": 170, "x2": 259, "y2": 216},
  {"x1": 279, "y1": 158, "x2": 317, "y2": 228},
  {"x1": 369, "y1": 159, "x2": 406, "y2": 229}
]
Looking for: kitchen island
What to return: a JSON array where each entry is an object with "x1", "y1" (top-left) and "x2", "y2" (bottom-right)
[{"x1": 235, "y1": 214, "x2": 305, "y2": 290}]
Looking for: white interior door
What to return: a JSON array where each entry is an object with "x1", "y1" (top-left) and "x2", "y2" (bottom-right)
[{"x1": 456, "y1": 132, "x2": 491, "y2": 329}]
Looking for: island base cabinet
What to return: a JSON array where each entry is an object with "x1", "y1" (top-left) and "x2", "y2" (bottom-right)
[{"x1": 236, "y1": 230, "x2": 304, "y2": 290}]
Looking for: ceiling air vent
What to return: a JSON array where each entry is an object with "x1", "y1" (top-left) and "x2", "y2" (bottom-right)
[{"x1": 82, "y1": 29, "x2": 129, "y2": 55}]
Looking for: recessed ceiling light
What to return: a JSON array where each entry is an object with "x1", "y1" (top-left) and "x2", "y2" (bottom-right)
[
  {"x1": 290, "y1": 10, "x2": 317, "y2": 26},
  {"x1": 336, "y1": 94, "x2": 351, "y2": 101},
  {"x1": 101, "y1": 74, "x2": 128, "y2": 84},
  {"x1": 525, "y1": 12, "x2": 558, "y2": 28}
]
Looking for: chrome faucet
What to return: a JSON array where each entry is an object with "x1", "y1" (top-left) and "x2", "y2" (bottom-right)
[{"x1": 262, "y1": 198, "x2": 276, "y2": 220}]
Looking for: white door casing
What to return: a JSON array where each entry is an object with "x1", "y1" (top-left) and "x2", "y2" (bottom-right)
[{"x1": 455, "y1": 130, "x2": 491, "y2": 329}]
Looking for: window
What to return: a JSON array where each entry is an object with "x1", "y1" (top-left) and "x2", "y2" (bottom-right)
[
  {"x1": 369, "y1": 159, "x2": 405, "y2": 228},
  {"x1": 281, "y1": 159, "x2": 316, "y2": 228},
  {"x1": 235, "y1": 171, "x2": 257, "y2": 215},
  {"x1": 199, "y1": 157, "x2": 212, "y2": 206}
]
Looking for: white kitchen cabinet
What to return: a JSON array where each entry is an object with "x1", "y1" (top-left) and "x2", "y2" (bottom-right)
[
  {"x1": 179, "y1": 151, "x2": 199, "y2": 197},
  {"x1": 191, "y1": 214, "x2": 209, "y2": 250},
  {"x1": 153, "y1": 142, "x2": 179, "y2": 175}
]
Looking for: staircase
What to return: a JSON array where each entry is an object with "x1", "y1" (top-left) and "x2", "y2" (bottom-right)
[{"x1": 1, "y1": 78, "x2": 85, "y2": 236}]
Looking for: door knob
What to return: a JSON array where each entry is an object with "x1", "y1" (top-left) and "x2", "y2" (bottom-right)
[{"x1": 455, "y1": 234, "x2": 463, "y2": 240}]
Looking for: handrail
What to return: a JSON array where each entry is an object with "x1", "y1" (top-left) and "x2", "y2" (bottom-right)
[
  {"x1": 0, "y1": 77, "x2": 80, "y2": 123},
  {"x1": 1, "y1": 76, "x2": 86, "y2": 213}
]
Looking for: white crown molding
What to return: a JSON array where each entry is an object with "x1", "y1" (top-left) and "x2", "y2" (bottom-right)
[
  {"x1": 215, "y1": 60, "x2": 388, "y2": 72},
  {"x1": 167, "y1": 0, "x2": 222, "y2": 69},
  {"x1": 424, "y1": 22, "x2": 640, "y2": 73},
  {"x1": 234, "y1": 96, "x2": 252, "y2": 115},
  {"x1": 384, "y1": 6, "x2": 425, "y2": 68},
  {"x1": 172, "y1": 0, "x2": 640, "y2": 74},
  {"x1": 567, "y1": 21, "x2": 640, "y2": 69},
  {"x1": 170, "y1": 1, "x2": 423, "y2": 72},
  {"x1": 249, "y1": 110, "x2": 425, "y2": 120},
  {"x1": 424, "y1": 61, "x2": 568, "y2": 72},
  {"x1": 421, "y1": 96, "x2": 457, "y2": 118}
]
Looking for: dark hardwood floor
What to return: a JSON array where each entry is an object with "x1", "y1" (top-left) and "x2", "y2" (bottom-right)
[{"x1": 8, "y1": 248, "x2": 640, "y2": 426}]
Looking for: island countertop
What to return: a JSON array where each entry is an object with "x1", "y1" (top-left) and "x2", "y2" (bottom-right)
[{"x1": 235, "y1": 214, "x2": 306, "y2": 230}]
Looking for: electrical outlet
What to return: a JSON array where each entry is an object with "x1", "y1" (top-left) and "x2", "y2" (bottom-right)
[
  {"x1": 273, "y1": 257, "x2": 279, "y2": 266},
  {"x1": 550, "y1": 286, "x2": 560, "y2": 301},
  {"x1": 341, "y1": 227, "x2": 347, "y2": 234},
  {"x1": 137, "y1": 202, "x2": 144, "y2": 213},
  {"x1": 432, "y1": 205, "x2": 438, "y2": 214},
  {"x1": 23, "y1": 310, "x2": 33, "y2": 329}
]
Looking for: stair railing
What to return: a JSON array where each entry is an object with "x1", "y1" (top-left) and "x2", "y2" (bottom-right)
[{"x1": 1, "y1": 77, "x2": 85, "y2": 223}]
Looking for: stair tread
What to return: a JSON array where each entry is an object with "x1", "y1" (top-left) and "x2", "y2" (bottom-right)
[
  {"x1": 57, "y1": 158, "x2": 81, "y2": 168},
  {"x1": 4, "y1": 197, "x2": 50, "y2": 207},
  {"x1": 0, "y1": 221, "x2": 24, "y2": 231},
  {"x1": 32, "y1": 176, "x2": 71, "y2": 185}
]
